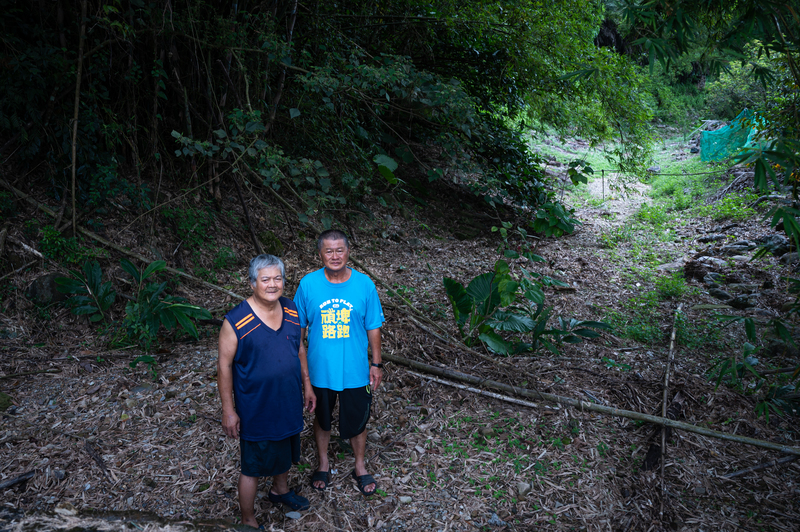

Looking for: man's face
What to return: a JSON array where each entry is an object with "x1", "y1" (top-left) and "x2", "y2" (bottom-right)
[
  {"x1": 319, "y1": 238, "x2": 350, "y2": 273},
  {"x1": 251, "y1": 266, "x2": 284, "y2": 304}
]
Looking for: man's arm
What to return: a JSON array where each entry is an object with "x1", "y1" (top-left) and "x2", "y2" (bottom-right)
[
  {"x1": 367, "y1": 327, "x2": 383, "y2": 391},
  {"x1": 217, "y1": 320, "x2": 240, "y2": 439},
  {"x1": 299, "y1": 327, "x2": 316, "y2": 412}
]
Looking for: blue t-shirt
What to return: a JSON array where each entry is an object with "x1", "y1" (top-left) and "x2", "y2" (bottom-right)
[
  {"x1": 224, "y1": 297, "x2": 303, "y2": 441},
  {"x1": 294, "y1": 268, "x2": 384, "y2": 391}
]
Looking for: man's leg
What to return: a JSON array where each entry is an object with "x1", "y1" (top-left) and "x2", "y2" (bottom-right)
[
  {"x1": 238, "y1": 474, "x2": 259, "y2": 528},
  {"x1": 350, "y1": 429, "x2": 375, "y2": 493},
  {"x1": 312, "y1": 417, "x2": 331, "y2": 489},
  {"x1": 270, "y1": 471, "x2": 289, "y2": 496}
]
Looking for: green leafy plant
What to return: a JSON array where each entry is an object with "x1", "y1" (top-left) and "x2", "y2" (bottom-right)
[
  {"x1": 444, "y1": 256, "x2": 607, "y2": 355},
  {"x1": 654, "y1": 272, "x2": 690, "y2": 300},
  {"x1": 117, "y1": 259, "x2": 211, "y2": 351},
  {"x1": 40, "y1": 225, "x2": 86, "y2": 265},
  {"x1": 531, "y1": 201, "x2": 580, "y2": 238},
  {"x1": 56, "y1": 260, "x2": 117, "y2": 323}
]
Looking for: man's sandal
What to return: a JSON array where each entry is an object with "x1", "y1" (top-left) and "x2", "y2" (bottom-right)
[
  {"x1": 310, "y1": 470, "x2": 330, "y2": 491},
  {"x1": 268, "y1": 489, "x2": 310, "y2": 511},
  {"x1": 351, "y1": 469, "x2": 378, "y2": 496}
]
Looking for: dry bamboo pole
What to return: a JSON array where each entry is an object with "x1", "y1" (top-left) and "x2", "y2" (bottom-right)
[
  {"x1": 661, "y1": 304, "x2": 682, "y2": 517},
  {"x1": 70, "y1": 0, "x2": 88, "y2": 236},
  {"x1": 408, "y1": 371, "x2": 547, "y2": 411},
  {"x1": 383, "y1": 353, "x2": 800, "y2": 457},
  {"x1": 723, "y1": 455, "x2": 800, "y2": 479}
]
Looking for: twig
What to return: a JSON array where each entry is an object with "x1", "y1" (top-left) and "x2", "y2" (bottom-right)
[
  {"x1": 661, "y1": 303, "x2": 682, "y2": 517},
  {"x1": 0, "y1": 261, "x2": 41, "y2": 283},
  {"x1": 0, "y1": 223, "x2": 8, "y2": 258},
  {"x1": 0, "y1": 470, "x2": 35, "y2": 490},
  {"x1": 232, "y1": 173, "x2": 264, "y2": 255},
  {"x1": 383, "y1": 352, "x2": 800, "y2": 456},
  {"x1": 7, "y1": 235, "x2": 44, "y2": 258},
  {"x1": 723, "y1": 455, "x2": 800, "y2": 479},
  {"x1": 0, "y1": 368, "x2": 61, "y2": 379},
  {"x1": 70, "y1": 0, "x2": 88, "y2": 235}
]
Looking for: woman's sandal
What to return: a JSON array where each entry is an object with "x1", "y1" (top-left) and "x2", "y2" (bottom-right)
[
  {"x1": 267, "y1": 489, "x2": 310, "y2": 511},
  {"x1": 310, "y1": 470, "x2": 330, "y2": 491}
]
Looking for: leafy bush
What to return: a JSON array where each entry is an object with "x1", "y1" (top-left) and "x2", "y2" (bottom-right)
[
  {"x1": 118, "y1": 259, "x2": 211, "y2": 351},
  {"x1": 40, "y1": 226, "x2": 86, "y2": 265},
  {"x1": 56, "y1": 260, "x2": 116, "y2": 323},
  {"x1": 58, "y1": 259, "x2": 211, "y2": 351},
  {"x1": 444, "y1": 251, "x2": 608, "y2": 355},
  {"x1": 694, "y1": 193, "x2": 758, "y2": 221},
  {"x1": 635, "y1": 203, "x2": 670, "y2": 226},
  {"x1": 654, "y1": 273, "x2": 690, "y2": 300}
]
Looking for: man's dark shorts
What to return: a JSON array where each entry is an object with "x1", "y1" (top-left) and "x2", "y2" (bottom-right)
[
  {"x1": 313, "y1": 385, "x2": 372, "y2": 439},
  {"x1": 240, "y1": 433, "x2": 300, "y2": 477}
]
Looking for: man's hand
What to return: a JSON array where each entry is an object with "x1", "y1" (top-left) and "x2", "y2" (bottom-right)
[
  {"x1": 304, "y1": 384, "x2": 317, "y2": 413},
  {"x1": 369, "y1": 365, "x2": 383, "y2": 392},
  {"x1": 221, "y1": 410, "x2": 240, "y2": 439}
]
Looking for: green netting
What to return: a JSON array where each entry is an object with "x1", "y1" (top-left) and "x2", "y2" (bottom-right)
[{"x1": 701, "y1": 109, "x2": 767, "y2": 162}]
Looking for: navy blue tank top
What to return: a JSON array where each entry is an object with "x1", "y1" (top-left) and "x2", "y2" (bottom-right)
[{"x1": 224, "y1": 297, "x2": 303, "y2": 441}]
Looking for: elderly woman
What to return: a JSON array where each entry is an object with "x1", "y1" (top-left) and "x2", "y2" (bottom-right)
[{"x1": 218, "y1": 254, "x2": 316, "y2": 527}]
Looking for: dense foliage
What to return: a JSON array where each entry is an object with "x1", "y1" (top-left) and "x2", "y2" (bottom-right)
[{"x1": 0, "y1": 0, "x2": 655, "y2": 231}]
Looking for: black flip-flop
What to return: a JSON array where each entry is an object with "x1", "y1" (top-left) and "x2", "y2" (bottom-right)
[
  {"x1": 310, "y1": 470, "x2": 330, "y2": 491},
  {"x1": 351, "y1": 469, "x2": 378, "y2": 496}
]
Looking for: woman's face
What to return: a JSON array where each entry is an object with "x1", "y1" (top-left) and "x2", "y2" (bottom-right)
[{"x1": 251, "y1": 266, "x2": 284, "y2": 304}]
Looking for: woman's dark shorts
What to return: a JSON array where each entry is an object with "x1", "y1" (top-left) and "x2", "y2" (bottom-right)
[
  {"x1": 240, "y1": 433, "x2": 300, "y2": 478},
  {"x1": 313, "y1": 385, "x2": 372, "y2": 440}
]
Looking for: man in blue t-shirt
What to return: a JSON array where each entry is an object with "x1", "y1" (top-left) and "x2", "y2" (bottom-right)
[{"x1": 295, "y1": 229, "x2": 385, "y2": 496}]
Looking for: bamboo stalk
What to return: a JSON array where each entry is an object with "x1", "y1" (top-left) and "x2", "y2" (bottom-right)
[
  {"x1": 383, "y1": 353, "x2": 800, "y2": 457},
  {"x1": 408, "y1": 371, "x2": 545, "y2": 410},
  {"x1": 723, "y1": 455, "x2": 800, "y2": 479},
  {"x1": 661, "y1": 304, "x2": 682, "y2": 517},
  {"x1": 70, "y1": 0, "x2": 88, "y2": 236}
]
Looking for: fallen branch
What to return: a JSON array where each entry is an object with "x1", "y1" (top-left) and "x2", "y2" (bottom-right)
[
  {"x1": 0, "y1": 368, "x2": 61, "y2": 379},
  {"x1": 383, "y1": 352, "x2": 800, "y2": 457},
  {"x1": 0, "y1": 470, "x2": 35, "y2": 490},
  {"x1": 7, "y1": 235, "x2": 44, "y2": 259},
  {"x1": 723, "y1": 455, "x2": 800, "y2": 479}
]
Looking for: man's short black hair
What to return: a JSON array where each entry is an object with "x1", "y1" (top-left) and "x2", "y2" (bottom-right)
[{"x1": 317, "y1": 229, "x2": 350, "y2": 251}]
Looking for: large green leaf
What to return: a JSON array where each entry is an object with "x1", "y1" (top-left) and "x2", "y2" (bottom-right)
[
  {"x1": 443, "y1": 277, "x2": 472, "y2": 328},
  {"x1": 120, "y1": 259, "x2": 141, "y2": 283},
  {"x1": 479, "y1": 331, "x2": 512, "y2": 355},
  {"x1": 142, "y1": 260, "x2": 167, "y2": 282},
  {"x1": 466, "y1": 272, "x2": 495, "y2": 308},
  {"x1": 486, "y1": 311, "x2": 536, "y2": 333}
]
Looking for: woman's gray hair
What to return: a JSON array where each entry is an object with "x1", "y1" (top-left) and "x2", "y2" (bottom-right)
[{"x1": 248, "y1": 254, "x2": 285, "y2": 285}]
